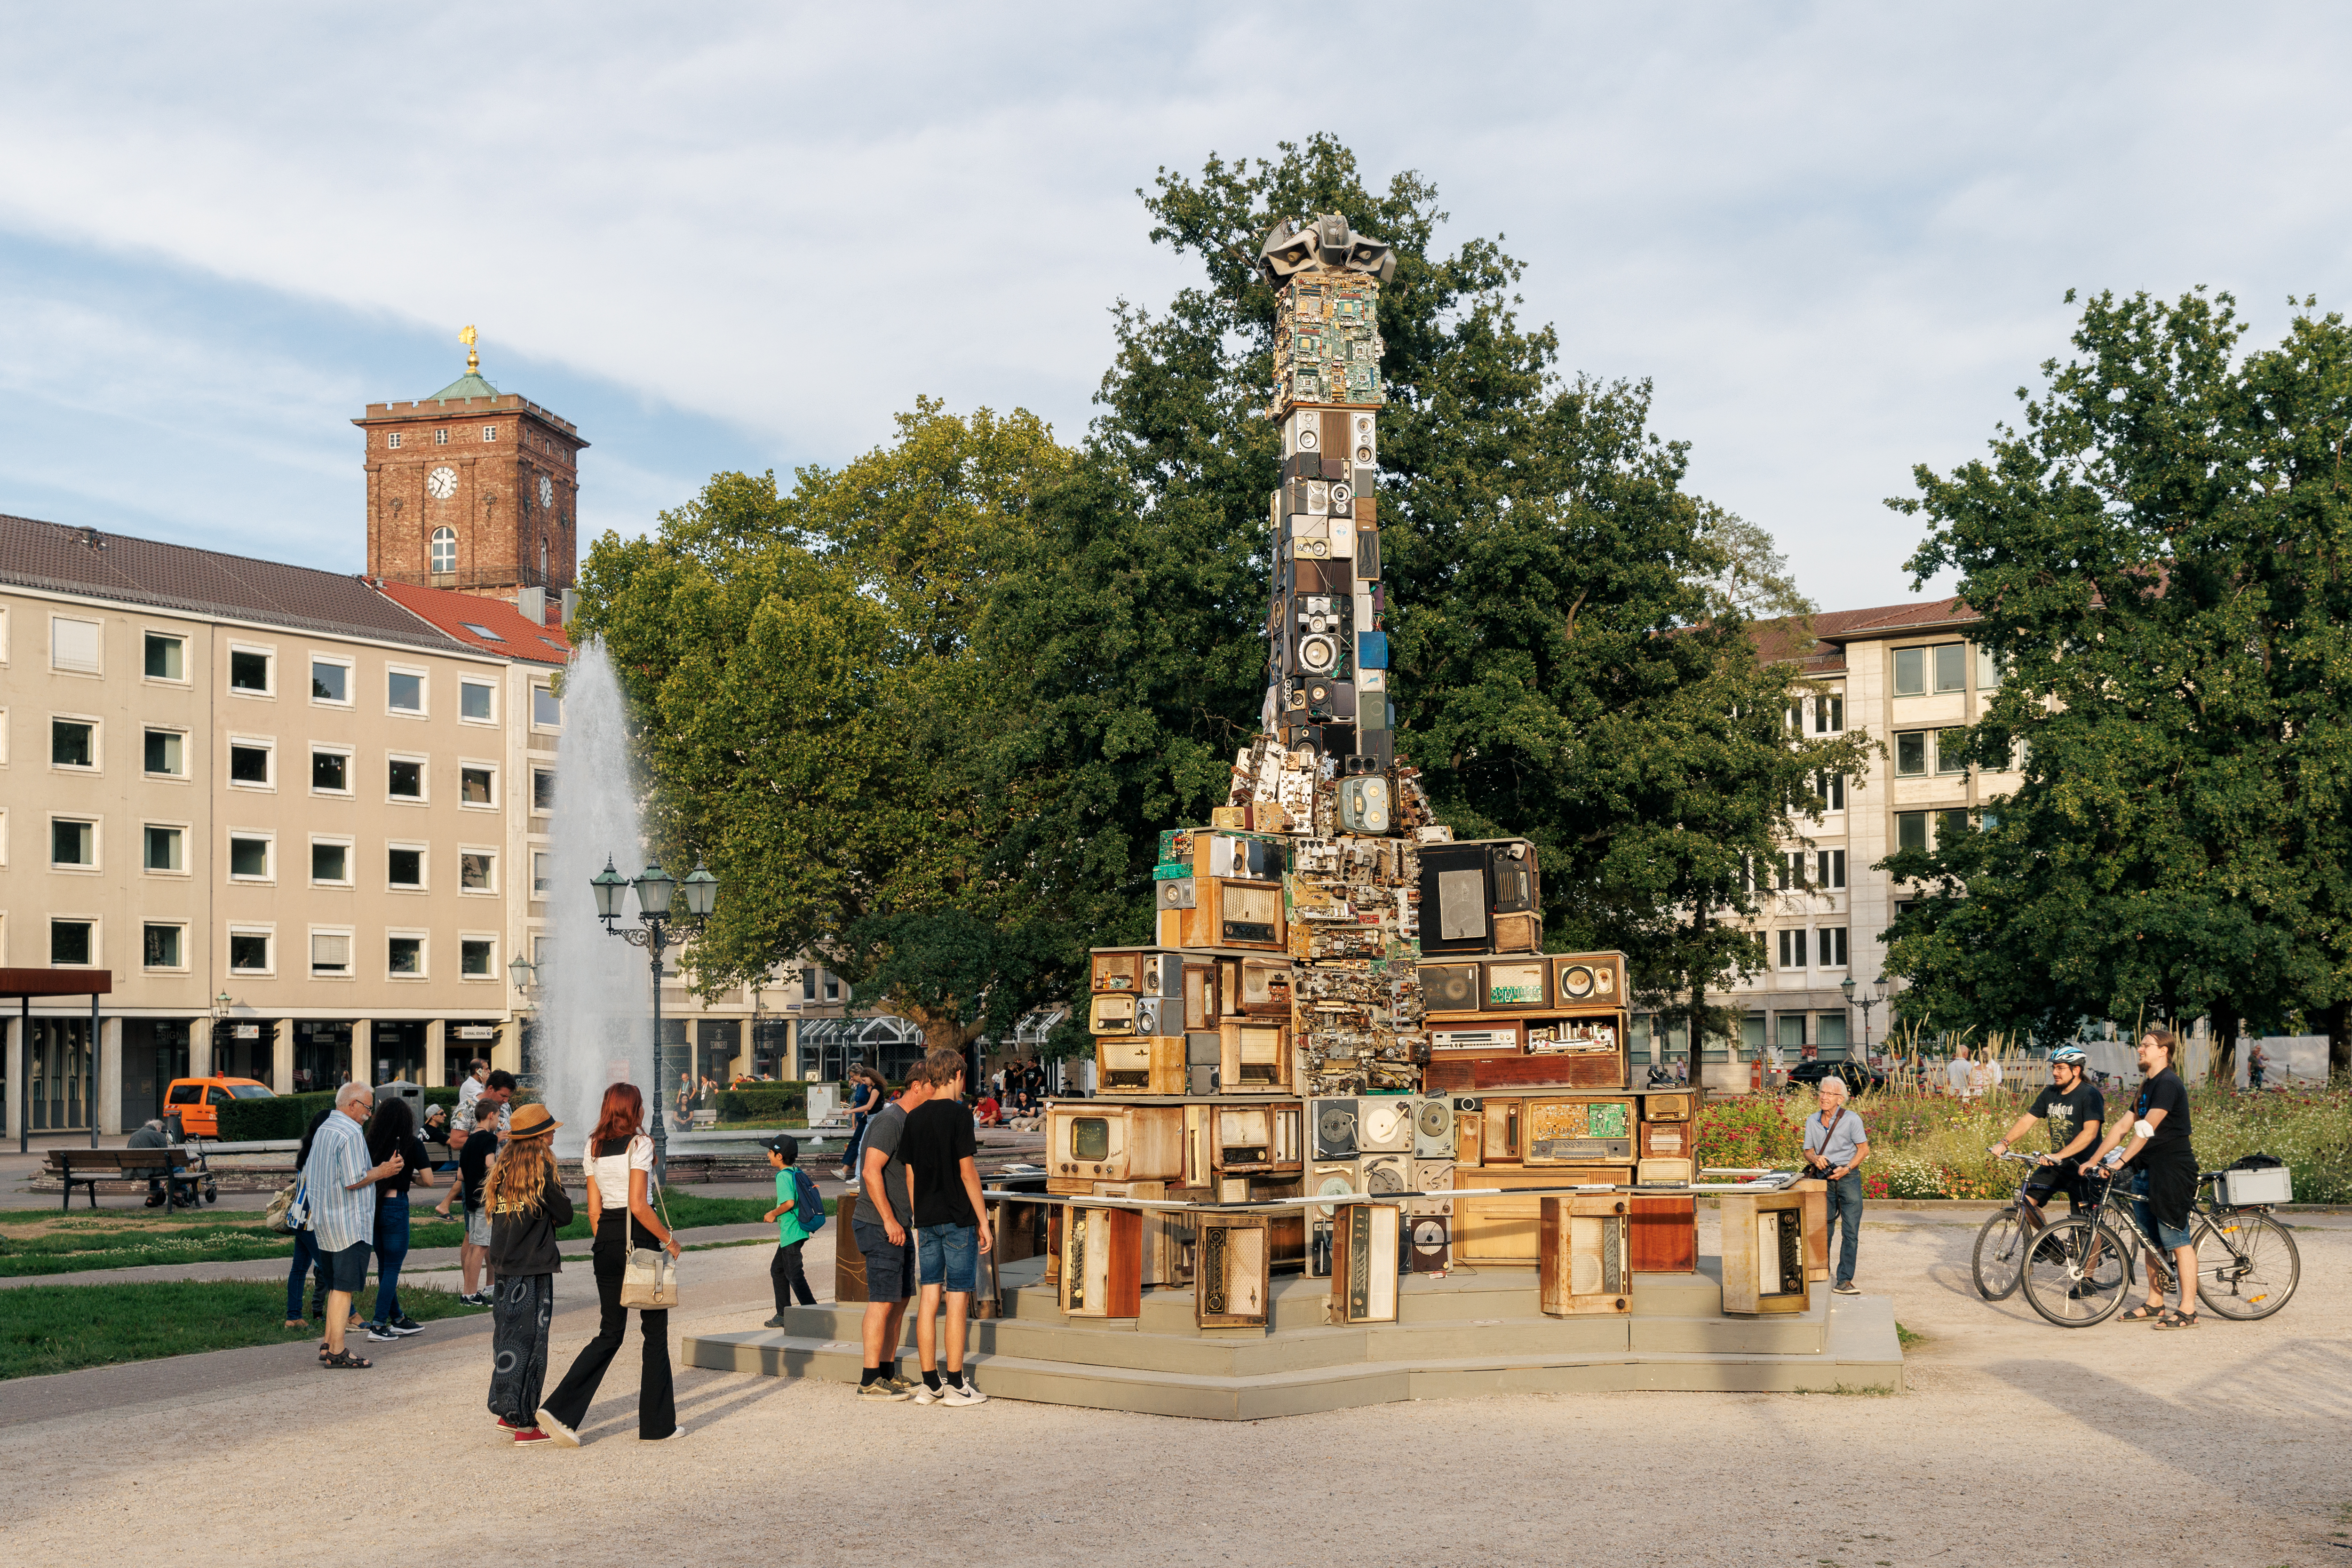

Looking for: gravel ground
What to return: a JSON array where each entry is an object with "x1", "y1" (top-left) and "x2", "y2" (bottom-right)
[{"x1": 0, "y1": 1209, "x2": 2345, "y2": 1566}]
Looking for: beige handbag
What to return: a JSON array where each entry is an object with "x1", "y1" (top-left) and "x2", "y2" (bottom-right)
[{"x1": 617, "y1": 1142, "x2": 681, "y2": 1309}]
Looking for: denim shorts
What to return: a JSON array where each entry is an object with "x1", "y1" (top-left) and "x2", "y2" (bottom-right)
[
  {"x1": 2133, "y1": 1172, "x2": 2195, "y2": 1250},
  {"x1": 917, "y1": 1223, "x2": 978, "y2": 1292}
]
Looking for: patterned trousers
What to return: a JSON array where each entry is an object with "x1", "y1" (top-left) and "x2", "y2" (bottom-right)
[{"x1": 487, "y1": 1273, "x2": 554, "y2": 1425}]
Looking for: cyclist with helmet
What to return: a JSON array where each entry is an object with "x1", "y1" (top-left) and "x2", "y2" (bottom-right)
[{"x1": 1989, "y1": 1045, "x2": 2107, "y2": 1229}]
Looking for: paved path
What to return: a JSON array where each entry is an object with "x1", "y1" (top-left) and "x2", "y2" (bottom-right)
[{"x1": 3, "y1": 1209, "x2": 2348, "y2": 1564}]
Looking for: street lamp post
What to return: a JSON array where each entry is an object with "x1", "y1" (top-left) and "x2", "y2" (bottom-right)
[
  {"x1": 1841, "y1": 975, "x2": 1888, "y2": 1069},
  {"x1": 591, "y1": 855, "x2": 719, "y2": 1180}
]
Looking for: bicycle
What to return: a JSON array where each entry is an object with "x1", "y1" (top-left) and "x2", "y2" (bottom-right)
[
  {"x1": 2019, "y1": 1161, "x2": 2302, "y2": 1327},
  {"x1": 1971, "y1": 1150, "x2": 2120, "y2": 1301}
]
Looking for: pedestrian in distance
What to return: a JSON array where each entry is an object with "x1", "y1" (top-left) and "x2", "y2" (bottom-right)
[
  {"x1": 841, "y1": 1067, "x2": 880, "y2": 1181},
  {"x1": 456, "y1": 1059, "x2": 491, "y2": 1122},
  {"x1": 762, "y1": 1133, "x2": 819, "y2": 1325},
  {"x1": 2082, "y1": 1028, "x2": 2202, "y2": 1329},
  {"x1": 1947, "y1": 1042, "x2": 1975, "y2": 1098},
  {"x1": 307, "y1": 1082, "x2": 408, "y2": 1368},
  {"x1": 285, "y1": 1103, "x2": 336, "y2": 1329},
  {"x1": 457, "y1": 1070, "x2": 516, "y2": 1134},
  {"x1": 901, "y1": 1049, "x2": 992, "y2": 1406},
  {"x1": 365, "y1": 1096, "x2": 437, "y2": 1342},
  {"x1": 484, "y1": 1103, "x2": 572, "y2": 1442},
  {"x1": 1800, "y1": 1076, "x2": 1871, "y2": 1296},
  {"x1": 435, "y1": 1110, "x2": 499, "y2": 1304},
  {"x1": 537, "y1": 1083, "x2": 684, "y2": 1446},
  {"x1": 852, "y1": 1059, "x2": 932, "y2": 1401},
  {"x1": 2248, "y1": 1041, "x2": 2268, "y2": 1092}
]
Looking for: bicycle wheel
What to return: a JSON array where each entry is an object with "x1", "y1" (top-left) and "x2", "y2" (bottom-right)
[
  {"x1": 2021, "y1": 1218, "x2": 2131, "y2": 1326},
  {"x1": 1972, "y1": 1207, "x2": 2027, "y2": 1300},
  {"x1": 2195, "y1": 1211, "x2": 2301, "y2": 1321}
]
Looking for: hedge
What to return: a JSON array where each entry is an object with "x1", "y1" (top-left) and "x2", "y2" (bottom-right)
[
  {"x1": 216, "y1": 1084, "x2": 461, "y2": 1143},
  {"x1": 714, "y1": 1082, "x2": 810, "y2": 1122}
]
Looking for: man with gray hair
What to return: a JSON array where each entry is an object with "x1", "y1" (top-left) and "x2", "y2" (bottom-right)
[
  {"x1": 308, "y1": 1082, "x2": 407, "y2": 1367},
  {"x1": 1800, "y1": 1076, "x2": 1871, "y2": 1296}
]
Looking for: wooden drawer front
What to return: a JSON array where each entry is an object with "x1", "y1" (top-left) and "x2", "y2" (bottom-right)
[
  {"x1": 1627, "y1": 1194, "x2": 1697, "y2": 1273},
  {"x1": 1640, "y1": 1119, "x2": 1694, "y2": 1161}
]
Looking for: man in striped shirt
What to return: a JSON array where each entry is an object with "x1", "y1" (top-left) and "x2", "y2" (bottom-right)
[{"x1": 310, "y1": 1082, "x2": 407, "y2": 1369}]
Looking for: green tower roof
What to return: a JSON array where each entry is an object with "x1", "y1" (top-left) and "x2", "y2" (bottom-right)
[{"x1": 425, "y1": 370, "x2": 502, "y2": 403}]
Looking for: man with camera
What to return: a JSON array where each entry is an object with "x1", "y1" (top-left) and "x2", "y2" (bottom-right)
[{"x1": 1990, "y1": 1045, "x2": 2106, "y2": 1230}]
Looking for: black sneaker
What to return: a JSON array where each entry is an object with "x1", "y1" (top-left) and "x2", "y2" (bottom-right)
[
  {"x1": 390, "y1": 1316, "x2": 427, "y2": 1336},
  {"x1": 366, "y1": 1323, "x2": 401, "y2": 1342}
]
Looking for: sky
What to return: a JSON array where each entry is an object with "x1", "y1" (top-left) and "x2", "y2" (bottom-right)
[{"x1": 4, "y1": 3, "x2": 2350, "y2": 613}]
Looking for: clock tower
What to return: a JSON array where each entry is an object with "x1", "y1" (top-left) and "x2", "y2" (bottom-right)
[{"x1": 355, "y1": 327, "x2": 587, "y2": 604}]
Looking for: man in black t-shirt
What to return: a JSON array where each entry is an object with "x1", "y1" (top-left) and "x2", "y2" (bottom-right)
[
  {"x1": 1991, "y1": 1046, "x2": 2106, "y2": 1225},
  {"x1": 901, "y1": 1050, "x2": 993, "y2": 1407},
  {"x1": 2083, "y1": 1029, "x2": 2202, "y2": 1326},
  {"x1": 435, "y1": 1121, "x2": 499, "y2": 1305}
]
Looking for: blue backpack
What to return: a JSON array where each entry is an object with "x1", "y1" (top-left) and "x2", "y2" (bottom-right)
[{"x1": 792, "y1": 1167, "x2": 826, "y2": 1234}]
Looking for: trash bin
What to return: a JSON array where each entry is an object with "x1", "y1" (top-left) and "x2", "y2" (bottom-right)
[{"x1": 374, "y1": 1080, "x2": 425, "y2": 1120}]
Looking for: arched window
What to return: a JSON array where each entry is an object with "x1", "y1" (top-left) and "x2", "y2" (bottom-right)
[{"x1": 430, "y1": 527, "x2": 457, "y2": 575}]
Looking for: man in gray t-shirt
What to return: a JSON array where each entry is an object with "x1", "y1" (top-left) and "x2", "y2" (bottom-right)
[{"x1": 851, "y1": 1070, "x2": 931, "y2": 1400}]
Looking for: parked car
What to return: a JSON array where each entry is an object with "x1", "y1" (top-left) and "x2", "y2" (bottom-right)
[
  {"x1": 162, "y1": 1076, "x2": 274, "y2": 1137},
  {"x1": 1784, "y1": 1059, "x2": 1886, "y2": 1097}
]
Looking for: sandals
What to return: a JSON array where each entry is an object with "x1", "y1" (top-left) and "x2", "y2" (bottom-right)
[
  {"x1": 2154, "y1": 1309, "x2": 2200, "y2": 1330},
  {"x1": 2117, "y1": 1304, "x2": 2161, "y2": 1321},
  {"x1": 320, "y1": 1348, "x2": 373, "y2": 1369}
]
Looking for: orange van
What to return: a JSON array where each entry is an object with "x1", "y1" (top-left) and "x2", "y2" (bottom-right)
[{"x1": 163, "y1": 1076, "x2": 275, "y2": 1138}]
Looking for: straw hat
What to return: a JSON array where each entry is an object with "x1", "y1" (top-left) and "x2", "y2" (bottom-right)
[{"x1": 504, "y1": 1103, "x2": 562, "y2": 1138}]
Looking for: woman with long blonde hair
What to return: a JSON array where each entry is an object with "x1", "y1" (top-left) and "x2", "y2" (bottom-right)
[{"x1": 482, "y1": 1102, "x2": 572, "y2": 1443}]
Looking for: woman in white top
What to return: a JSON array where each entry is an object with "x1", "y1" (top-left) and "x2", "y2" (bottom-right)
[{"x1": 535, "y1": 1082, "x2": 684, "y2": 1446}]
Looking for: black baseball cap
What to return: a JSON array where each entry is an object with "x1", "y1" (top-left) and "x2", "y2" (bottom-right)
[{"x1": 766, "y1": 1134, "x2": 800, "y2": 1164}]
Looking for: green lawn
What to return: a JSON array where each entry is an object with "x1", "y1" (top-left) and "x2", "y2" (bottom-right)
[
  {"x1": 0, "y1": 1280, "x2": 487, "y2": 1380},
  {"x1": 0, "y1": 1193, "x2": 806, "y2": 1278}
]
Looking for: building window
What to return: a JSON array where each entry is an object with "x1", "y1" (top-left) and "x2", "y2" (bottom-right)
[
  {"x1": 460, "y1": 851, "x2": 495, "y2": 891},
  {"x1": 52, "y1": 819, "x2": 95, "y2": 868},
  {"x1": 143, "y1": 923, "x2": 184, "y2": 970},
  {"x1": 1897, "y1": 811, "x2": 1928, "y2": 852},
  {"x1": 1778, "y1": 1013, "x2": 1807, "y2": 1050},
  {"x1": 228, "y1": 742, "x2": 271, "y2": 787},
  {"x1": 461, "y1": 938, "x2": 495, "y2": 977},
  {"x1": 144, "y1": 633, "x2": 184, "y2": 681},
  {"x1": 313, "y1": 750, "x2": 350, "y2": 792},
  {"x1": 532, "y1": 851, "x2": 551, "y2": 896},
  {"x1": 389, "y1": 935, "x2": 425, "y2": 976},
  {"x1": 50, "y1": 617, "x2": 102, "y2": 673},
  {"x1": 1935, "y1": 642, "x2": 1966, "y2": 693},
  {"x1": 311, "y1": 841, "x2": 350, "y2": 883},
  {"x1": 144, "y1": 825, "x2": 184, "y2": 872},
  {"x1": 532, "y1": 768, "x2": 556, "y2": 812},
  {"x1": 228, "y1": 929, "x2": 271, "y2": 973},
  {"x1": 229, "y1": 648, "x2": 271, "y2": 693},
  {"x1": 1815, "y1": 771, "x2": 1845, "y2": 811},
  {"x1": 483, "y1": 425, "x2": 499, "y2": 442},
  {"x1": 51, "y1": 920, "x2": 95, "y2": 966},
  {"x1": 1821, "y1": 926, "x2": 1849, "y2": 967},
  {"x1": 532, "y1": 686, "x2": 560, "y2": 729},
  {"x1": 1814, "y1": 696, "x2": 1843, "y2": 733},
  {"x1": 52, "y1": 719, "x2": 95, "y2": 769},
  {"x1": 1976, "y1": 644, "x2": 2001, "y2": 689},
  {"x1": 386, "y1": 431, "x2": 403, "y2": 449},
  {"x1": 388, "y1": 669, "x2": 425, "y2": 713},
  {"x1": 435, "y1": 429, "x2": 449, "y2": 446},
  {"x1": 1936, "y1": 728, "x2": 1969, "y2": 775},
  {"x1": 1816, "y1": 849, "x2": 1845, "y2": 888},
  {"x1": 461, "y1": 766, "x2": 495, "y2": 806},
  {"x1": 311, "y1": 932, "x2": 352, "y2": 976},
  {"x1": 228, "y1": 834, "x2": 271, "y2": 880},
  {"x1": 388, "y1": 846, "x2": 425, "y2": 888},
  {"x1": 1895, "y1": 731, "x2": 1927, "y2": 776},
  {"x1": 1939, "y1": 808, "x2": 1971, "y2": 844},
  {"x1": 460, "y1": 680, "x2": 495, "y2": 722},
  {"x1": 145, "y1": 729, "x2": 185, "y2": 776},
  {"x1": 388, "y1": 757, "x2": 424, "y2": 799},
  {"x1": 1778, "y1": 928, "x2": 1808, "y2": 969},
  {"x1": 1893, "y1": 646, "x2": 1923, "y2": 696},
  {"x1": 312, "y1": 660, "x2": 350, "y2": 703},
  {"x1": 430, "y1": 528, "x2": 457, "y2": 575}
]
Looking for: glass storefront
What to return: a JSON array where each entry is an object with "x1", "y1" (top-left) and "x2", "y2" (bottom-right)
[
  {"x1": 370, "y1": 1020, "x2": 427, "y2": 1085},
  {"x1": 29, "y1": 1017, "x2": 93, "y2": 1130},
  {"x1": 750, "y1": 1019, "x2": 790, "y2": 1080},
  {"x1": 696, "y1": 1019, "x2": 741, "y2": 1088},
  {"x1": 292, "y1": 1020, "x2": 349, "y2": 1092},
  {"x1": 122, "y1": 1019, "x2": 193, "y2": 1127},
  {"x1": 795, "y1": 1017, "x2": 926, "y2": 1087}
]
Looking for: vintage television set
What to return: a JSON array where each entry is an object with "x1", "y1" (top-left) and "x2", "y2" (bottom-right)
[
  {"x1": 1328, "y1": 1203, "x2": 1402, "y2": 1324},
  {"x1": 1058, "y1": 1204, "x2": 1144, "y2": 1319},
  {"x1": 1047, "y1": 1104, "x2": 1186, "y2": 1187},
  {"x1": 1721, "y1": 1189, "x2": 1812, "y2": 1314},
  {"x1": 1539, "y1": 1195, "x2": 1631, "y2": 1316},
  {"x1": 1195, "y1": 1214, "x2": 1272, "y2": 1329},
  {"x1": 1417, "y1": 838, "x2": 1541, "y2": 955},
  {"x1": 1207, "y1": 1100, "x2": 1302, "y2": 1174}
]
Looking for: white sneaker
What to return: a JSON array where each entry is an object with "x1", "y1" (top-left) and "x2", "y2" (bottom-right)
[
  {"x1": 645, "y1": 1426, "x2": 688, "y2": 1441},
  {"x1": 534, "y1": 1409, "x2": 581, "y2": 1448},
  {"x1": 940, "y1": 1382, "x2": 988, "y2": 1407},
  {"x1": 911, "y1": 1380, "x2": 943, "y2": 1405}
]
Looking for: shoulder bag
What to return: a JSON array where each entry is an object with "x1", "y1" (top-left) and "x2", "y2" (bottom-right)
[{"x1": 618, "y1": 1139, "x2": 681, "y2": 1309}]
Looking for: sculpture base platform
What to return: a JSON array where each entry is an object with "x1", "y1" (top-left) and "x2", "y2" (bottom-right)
[{"x1": 682, "y1": 1258, "x2": 1904, "y2": 1421}]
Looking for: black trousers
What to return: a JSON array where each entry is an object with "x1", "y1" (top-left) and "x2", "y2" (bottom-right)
[
  {"x1": 771, "y1": 1240, "x2": 814, "y2": 1311},
  {"x1": 540, "y1": 1213, "x2": 675, "y2": 1439}
]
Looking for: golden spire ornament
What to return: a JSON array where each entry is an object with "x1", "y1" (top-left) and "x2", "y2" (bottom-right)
[{"x1": 460, "y1": 323, "x2": 479, "y2": 374}]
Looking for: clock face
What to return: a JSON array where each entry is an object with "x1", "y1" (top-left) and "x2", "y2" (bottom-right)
[
  {"x1": 537, "y1": 475, "x2": 554, "y2": 509},
  {"x1": 426, "y1": 466, "x2": 458, "y2": 501}
]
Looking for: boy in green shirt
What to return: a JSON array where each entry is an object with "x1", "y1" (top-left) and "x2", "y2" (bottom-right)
[{"x1": 763, "y1": 1134, "x2": 818, "y2": 1326}]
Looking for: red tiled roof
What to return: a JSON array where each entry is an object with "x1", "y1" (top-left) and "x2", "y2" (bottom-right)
[
  {"x1": 1752, "y1": 595, "x2": 1980, "y2": 672},
  {"x1": 373, "y1": 579, "x2": 571, "y2": 665}
]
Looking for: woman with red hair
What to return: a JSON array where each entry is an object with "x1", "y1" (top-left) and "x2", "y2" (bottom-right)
[{"x1": 535, "y1": 1083, "x2": 684, "y2": 1444}]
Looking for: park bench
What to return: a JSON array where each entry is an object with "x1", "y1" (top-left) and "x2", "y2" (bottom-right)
[
  {"x1": 42, "y1": 1146, "x2": 207, "y2": 1211},
  {"x1": 689, "y1": 1109, "x2": 718, "y2": 1129}
]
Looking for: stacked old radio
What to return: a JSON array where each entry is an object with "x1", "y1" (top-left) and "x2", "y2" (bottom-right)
[{"x1": 1056, "y1": 212, "x2": 1701, "y2": 1329}]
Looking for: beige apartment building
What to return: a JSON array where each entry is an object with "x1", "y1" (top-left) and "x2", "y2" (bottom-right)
[
  {"x1": 1708, "y1": 596, "x2": 2018, "y2": 1063},
  {"x1": 0, "y1": 514, "x2": 569, "y2": 1135}
]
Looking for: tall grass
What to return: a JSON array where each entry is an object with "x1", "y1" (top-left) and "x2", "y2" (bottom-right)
[{"x1": 1694, "y1": 1082, "x2": 2352, "y2": 1202}]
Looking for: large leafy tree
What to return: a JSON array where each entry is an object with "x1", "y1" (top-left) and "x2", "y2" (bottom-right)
[
  {"x1": 1886, "y1": 290, "x2": 2352, "y2": 1075},
  {"x1": 991, "y1": 135, "x2": 1862, "y2": 1046}
]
